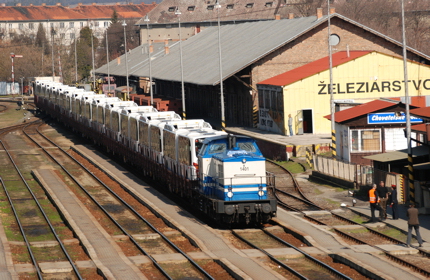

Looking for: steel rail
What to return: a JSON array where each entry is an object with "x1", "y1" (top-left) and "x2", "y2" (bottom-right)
[
  {"x1": 305, "y1": 210, "x2": 430, "y2": 277},
  {"x1": 0, "y1": 174, "x2": 42, "y2": 280},
  {"x1": 231, "y1": 230, "x2": 308, "y2": 280},
  {"x1": 267, "y1": 160, "x2": 430, "y2": 278},
  {"x1": 263, "y1": 229, "x2": 353, "y2": 280},
  {"x1": 28, "y1": 122, "x2": 214, "y2": 280},
  {"x1": 1, "y1": 138, "x2": 82, "y2": 280},
  {"x1": 266, "y1": 159, "x2": 313, "y2": 202}
]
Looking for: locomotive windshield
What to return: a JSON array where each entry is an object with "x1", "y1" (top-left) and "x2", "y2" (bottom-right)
[
  {"x1": 237, "y1": 141, "x2": 257, "y2": 153},
  {"x1": 208, "y1": 143, "x2": 227, "y2": 154}
]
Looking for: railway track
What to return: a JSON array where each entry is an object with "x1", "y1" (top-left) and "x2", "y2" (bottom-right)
[
  {"x1": 268, "y1": 159, "x2": 430, "y2": 278},
  {"x1": 22, "y1": 121, "x2": 218, "y2": 279},
  {"x1": 230, "y1": 227, "x2": 353, "y2": 280},
  {"x1": 0, "y1": 140, "x2": 83, "y2": 279},
  {"x1": 266, "y1": 159, "x2": 322, "y2": 212}
]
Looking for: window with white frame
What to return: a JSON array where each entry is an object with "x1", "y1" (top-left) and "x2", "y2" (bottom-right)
[
  {"x1": 69, "y1": 22, "x2": 74, "y2": 28},
  {"x1": 94, "y1": 21, "x2": 99, "y2": 27},
  {"x1": 29, "y1": 23, "x2": 34, "y2": 29},
  {"x1": 350, "y1": 129, "x2": 381, "y2": 153},
  {"x1": 80, "y1": 22, "x2": 84, "y2": 28},
  {"x1": 8, "y1": 23, "x2": 12, "y2": 29},
  {"x1": 19, "y1": 23, "x2": 24, "y2": 30},
  {"x1": 104, "y1": 21, "x2": 109, "y2": 27},
  {"x1": 60, "y1": 22, "x2": 65, "y2": 28},
  {"x1": 50, "y1": 22, "x2": 54, "y2": 28}
]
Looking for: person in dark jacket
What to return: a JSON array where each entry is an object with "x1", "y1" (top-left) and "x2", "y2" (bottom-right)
[
  {"x1": 390, "y1": 185, "x2": 398, "y2": 220},
  {"x1": 407, "y1": 203, "x2": 423, "y2": 247},
  {"x1": 377, "y1": 181, "x2": 388, "y2": 220}
]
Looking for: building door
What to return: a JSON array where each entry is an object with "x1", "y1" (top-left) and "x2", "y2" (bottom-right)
[
  {"x1": 302, "y1": 109, "x2": 313, "y2": 133},
  {"x1": 296, "y1": 110, "x2": 303, "y2": 135}
]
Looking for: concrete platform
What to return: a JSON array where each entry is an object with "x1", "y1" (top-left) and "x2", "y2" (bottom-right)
[
  {"x1": 350, "y1": 205, "x2": 430, "y2": 245},
  {"x1": 225, "y1": 127, "x2": 331, "y2": 158},
  {"x1": 275, "y1": 209, "x2": 427, "y2": 280},
  {"x1": 39, "y1": 262, "x2": 72, "y2": 273},
  {"x1": 33, "y1": 169, "x2": 147, "y2": 280},
  {"x1": 376, "y1": 244, "x2": 419, "y2": 255}
]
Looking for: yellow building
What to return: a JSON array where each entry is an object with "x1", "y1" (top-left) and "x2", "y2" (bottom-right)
[{"x1": 257, "y1": 51, "x2": 430, "y2": 135}]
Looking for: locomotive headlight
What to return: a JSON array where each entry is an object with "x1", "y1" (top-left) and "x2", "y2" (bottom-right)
[
  {"x1": 227, "y1": 187, "x2": 233, "y2": 198},
  {"x1": 242, "y1": 158, "x2": 246, "y2": 164},
  {"x1": 258, "y1": 186, "x2": 264, "y2": 197}
]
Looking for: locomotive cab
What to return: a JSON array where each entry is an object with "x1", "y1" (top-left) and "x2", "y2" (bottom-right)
[{"x1": 198, "y1": 135, "x2": 276, "y2": 224}]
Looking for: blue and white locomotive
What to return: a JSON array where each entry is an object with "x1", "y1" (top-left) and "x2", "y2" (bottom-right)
[{"x1": 33, "y1": 79, "x2": 276, "y2": 225}]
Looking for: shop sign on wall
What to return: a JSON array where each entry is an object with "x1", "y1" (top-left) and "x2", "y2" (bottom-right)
[{"x1": 367, "y1": 112, "x2": 423, "y2": 124}]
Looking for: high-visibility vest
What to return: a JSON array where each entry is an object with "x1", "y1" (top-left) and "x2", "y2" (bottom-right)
[{"x1": 369, "y1": 189, "x2": 380, "y2": 203}]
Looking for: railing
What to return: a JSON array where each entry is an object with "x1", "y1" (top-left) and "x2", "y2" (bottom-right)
[{"x1": 313, "y1": 155, "x2": 404, "y2": 202}]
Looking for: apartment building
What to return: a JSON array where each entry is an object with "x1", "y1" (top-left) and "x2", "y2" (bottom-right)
[{"x1": 0, "y1": 2, "x2": 156, "y2": 45}]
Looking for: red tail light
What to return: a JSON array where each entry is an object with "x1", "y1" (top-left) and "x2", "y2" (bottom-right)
[{"x1": 193, "y1": 162, "x2": 199, "y2": 174}]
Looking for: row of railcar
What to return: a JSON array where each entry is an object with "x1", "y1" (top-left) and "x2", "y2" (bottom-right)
[{"x1": 33, "y1": 80, "x2": 276, "y2": 225}]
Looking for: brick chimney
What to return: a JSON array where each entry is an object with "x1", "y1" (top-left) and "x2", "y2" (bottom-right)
[
  {"x1": 288, "y1": 13, "x2": 294, "y2": 19},
  {"x1": 275, "y1": 14, "x2": 280, "y2": 20},
  {"x1": 1, "y1": 3, "x2": 6, "y2": 6},
  {"x1": 92, "y1": 3, "x2": 96, "y2": 5},
  {"x1": 164, "y1": 39, "x2": 169, "y2": 55},
  {"x1": 56, "y1": 2, "x2": 61, "y2": 6},
  {"x1": 42, "y1": 3, "x2": 46, "y2": 6},
  {"x1": 117, "y1": 57, "x2": 121, "y2": 65},
  {"x1": 78, "y1": 3, "x2": 82, "y2": 6},
  {"x1": 16, "y1": 3, "x2": 21, "y2": 6},
  {"x1": 330, "y1": 7, "x2": 335, "y2": 14},
  {"x1": 317, "y1": 8, "x2": 323, "y2": 19}
]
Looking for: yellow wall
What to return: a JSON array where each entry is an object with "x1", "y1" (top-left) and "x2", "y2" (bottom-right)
[{"x1": 283, "y1": 52, "x2": 430, "y2": 134}]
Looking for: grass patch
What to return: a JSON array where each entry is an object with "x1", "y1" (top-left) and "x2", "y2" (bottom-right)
[{"x1": 273, "y1": 160, "x2": 305, "y2": 173}]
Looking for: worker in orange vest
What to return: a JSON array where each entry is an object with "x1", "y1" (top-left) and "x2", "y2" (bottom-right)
[{"x1": 369, "y1": 183, "x2": 381, "y2": 222}]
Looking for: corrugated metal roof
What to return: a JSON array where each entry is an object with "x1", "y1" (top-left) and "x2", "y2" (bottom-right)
[
  {"x1": 258, "y1": 51, "x2": 371, "y2": 86},
  {"x1": 97, "y1": 16, "x2": 323, "y2": 85},
  {"x1": 136, "y1": 0, "x2": 295, "y2": 25},
  {"x1": 324, "y1": 100, "x2": 400, "y2": 123},
  {"x1": 97, "y1": 13, "x2": 430, "y2": 86},
  {"x1": 363, "y1": 146, "x2": 429, "y2": 162}
]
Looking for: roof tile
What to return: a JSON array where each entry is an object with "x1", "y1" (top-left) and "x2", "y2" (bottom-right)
[{"x1": 258, "y1": 51, "x2": 372, "y2": 86}]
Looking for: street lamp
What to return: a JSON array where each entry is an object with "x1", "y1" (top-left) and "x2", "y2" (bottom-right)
[
  {"x1": 215, "y1": 0, "x2": 225, "y2": 131},
  {"x1": 401, "y1": 0, "x2": 413, "y2": 204},
  {"x1": 327, "y1": 2, "x2": 335, "y2": 158},
  {"x1": 74, "y1": 38, "x2": 78, "y2": 83},
  {"x1": 106, "y1": 29, "x2": 111, "y2": 96},
  {"x1": 51, "y1": 27, "x2": 55, "y2": 81},
  {"x1": 122, "y1": 20, "x2": 130, "y2": 101},
  {"x1": 90, "y1": 21, "x2": 96, "y2": 92},
  {"x1": 144, "y1": 15, "x2": 153, "y2": 106},
  {"x1": 175, "y1": 8, "x2": 186, "y2": 120}
]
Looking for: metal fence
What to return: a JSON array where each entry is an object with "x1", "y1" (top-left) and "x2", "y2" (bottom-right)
[{"x1": 313, "y1": 155, "x2": 403, "y2": 198}]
